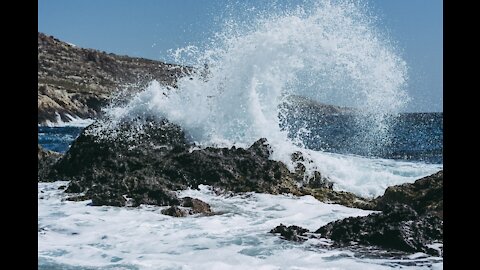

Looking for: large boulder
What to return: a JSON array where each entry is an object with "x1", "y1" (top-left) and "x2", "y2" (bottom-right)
[
  {"x1": 315, "y1": 204, "x2": 443, "y2": 256},
  {"x1": 374, "y1": 171, "x2": 443, "y2": 218},
  {"x1": 49, "y1": 118, "x2": 374, "y2": 209},
  {"x1": 50, "y1": 118, "x2": 306, "y2": 207}
]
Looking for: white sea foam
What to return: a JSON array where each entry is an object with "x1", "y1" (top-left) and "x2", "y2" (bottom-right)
[
  {"x1": 38, "y1": 182, "x2": 442, "y2": 269},
  {"x1": 303, "y1": 150, "x2": 442, "y2": 198},
  {"x1": 41, "y1": 112, "x2": 95, "y2": 128}
]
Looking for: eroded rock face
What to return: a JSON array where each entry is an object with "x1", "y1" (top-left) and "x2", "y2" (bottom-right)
[
  {"x1": 375, "y1": 171, "x2": 443, "y2": 218},
  {"x1": 38, "y1": 145, "x2": 62, "y2": 182},
  {"x1": 304, "y1": 188, "x2": 375, "y2": 210},
  {"x1": 51, "y1": 118, "x2": 299, "y2": 198},
  {"x1": 38, "y1": 32, "x2": 191, "y2": 125},
  {"x1": 315, "y1": 204, "x2": 443, "y2": 256},
  {"x1": 50, "y1": 119, "x2": 305, "y2": 207}
]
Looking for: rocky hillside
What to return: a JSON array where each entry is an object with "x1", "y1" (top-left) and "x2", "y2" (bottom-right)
[{"x1": 38, "y1": 32, "x2": 191, "y2": 125}]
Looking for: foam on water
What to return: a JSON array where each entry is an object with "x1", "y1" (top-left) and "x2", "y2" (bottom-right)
[
  {"x1": 39, "y1": 182, "x2": 443, "y2": 269},
  {"x1": 41, "y1": 112, "x2": 95, "y2": 128},
  {"x1": 303, "y1": 150, "x2": 442, "y2": 198}
]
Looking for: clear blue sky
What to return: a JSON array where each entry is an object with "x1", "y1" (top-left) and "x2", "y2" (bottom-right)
[{"x1": 38, "y1": 0, "x2": 442, "y2": 112}]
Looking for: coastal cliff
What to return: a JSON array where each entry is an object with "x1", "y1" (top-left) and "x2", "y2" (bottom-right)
[{"x1": 38, "y1": 32, "x2": 190, "y2": 125}]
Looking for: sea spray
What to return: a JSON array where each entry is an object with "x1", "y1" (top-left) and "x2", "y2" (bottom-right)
[{"x1": 97, "y1": 0, "x2": 438, "y2": 197}]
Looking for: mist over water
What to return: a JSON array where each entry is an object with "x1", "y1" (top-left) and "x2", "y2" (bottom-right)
[{"x1": 98, "y1": 0, "x2": 439, "y2": 197}]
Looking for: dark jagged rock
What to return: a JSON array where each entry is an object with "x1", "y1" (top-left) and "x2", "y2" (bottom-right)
[
  {"x1": 181, "y1": 197, "x2": 213, "y2": 215},
  {"x1": 161, "y1": 206, "x2": 189, "y2": 217},
  {"x1": 306, "y1": 171, "x2": 334, "y2": 189},
  {"x1": 38, "y1": 144, "x2": 62, "y2": 182},
  {"x1": 65, "y1": 195, "x2": 90, "y2": 202},
  {"x1": 127, "y1": 186, "x2": 181, "y2": 207},
  {"x1": 161, "y1": 197, "x2": 213, "y2": 217},
  {"x1": 50, "y1": 118, "x2": 308, "y2": 207},
  {"x1": 90, "y1": 190, "x2": 127, "y2": 207},
  {"x1": 270, "y1": 224, "x2": 310, "y2": 242},
  {"x1": 315, "y1": 204, "x2": 443, "y2": 256},
  {"x1": 375, "y1": 171, "x2": 443, "y2": 218},
  {"x1": 38, "y1": 32, "x2": 191, "y2": 125},
  {"x1": 269, "y1": 172, "x2": 443, "y2": 255},
  {"x1": 291, "y1": 151, "x2": 333, "y2": 189},
  {"x1": 50, "y1": 118, "x2": 372, "y2": 209}
]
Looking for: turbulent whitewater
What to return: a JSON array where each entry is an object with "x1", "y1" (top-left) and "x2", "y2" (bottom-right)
[{"x1": 39, "y1": 182, "x2": 443, "y2": 270}]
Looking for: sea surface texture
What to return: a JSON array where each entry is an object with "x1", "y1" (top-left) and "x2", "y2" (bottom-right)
[{"x1": 38, "y1": 0, "x2": 443, "y2": 268}]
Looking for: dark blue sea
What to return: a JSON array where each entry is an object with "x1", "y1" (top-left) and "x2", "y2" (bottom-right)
[{"x1": 39, "y1": 112, "x2": 443, "y2": 164}]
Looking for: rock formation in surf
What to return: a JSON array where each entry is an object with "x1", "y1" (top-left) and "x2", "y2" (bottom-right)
[
  {"x1": 269, "y1": 224, "x2": 311, "y2": 242},
  {"x1": 271, "y1": 170, "x2": 443, "y2": 256},
  {"x1": 38, "y1": 144, "x2": 63, "y2": 182},
  {"x1": 315, "y1": 203, "x2": 443, "y2": 256},
  {"x1": 46, "y1": 118, "x2": 373, "y2": 210},
  {"x1": 374, "y1": 170, "x2": 443, "y2": 218}
]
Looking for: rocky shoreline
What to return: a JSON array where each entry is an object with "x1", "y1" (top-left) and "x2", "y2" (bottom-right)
[
  {"x1": 38, "y1": 116, "x2": 443, "y2": 256},
  {"x1": 270, "y1": 171, "x2": 443, "y2": 256},
  {"x1": 38, "y1": 33, "x2": 191, "y2": 125},
  {"x1": 37, "y1": 34, "x2": 442, "y2": 259}
]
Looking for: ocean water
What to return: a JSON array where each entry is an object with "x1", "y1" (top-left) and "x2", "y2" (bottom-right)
[
  {"x1": 283, "y1": 111, "x2": 443, "y2": 164},
  {"x1": 39, "y1": 182, "x2": 443, "y2": 270},
  {"x1": 38, "y1": 126, "x2": 84, "y2": 153},
  {"x1": 39, "y1": 0, "x2": 443, "y2": 268}
]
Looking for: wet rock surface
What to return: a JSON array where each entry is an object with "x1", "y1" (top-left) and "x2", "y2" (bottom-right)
[
  {"x1": 38, "y1": 144, "x2": 63, "y2": 182},
  {"x1": 161, "y1": 206, "x2": 189, "y2": 217},
  {"x1": 46, "y1": 116, "x2": 443, "y2": 255},
  {"x1": 270, "y1": 171, "x2": 443, "y2": 256},
  {"x1": 161, "y1": 197, "x2": 214, "y2": 217},
  {"x1": 51, "y1": 118, "x2": 368, "y2": 209},
  {"x1": 180, "y1": 197, "x2": 213, "y2": 215},
  {"x1": 315, "y1": 204, "x2": 443, "y2": 256},
  {"x1": 375, "y1": 170, "x2": 443, "y2": 218},
  {"x1": 269, "y1": 224, "x2": 310, "y2": 242}
]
